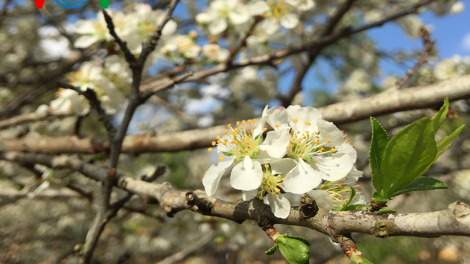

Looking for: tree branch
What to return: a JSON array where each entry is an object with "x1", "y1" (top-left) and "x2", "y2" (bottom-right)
[
  {"x1": 3, "y1": 74, "x2": 470, "y2": 154},
  {"x1": 1, "y1": 151, "x2": 470, "y2": 239}
]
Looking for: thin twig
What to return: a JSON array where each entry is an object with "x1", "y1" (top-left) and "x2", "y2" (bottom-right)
[
  {"x1": 395, "y1": 26, "x2": 435, "y2": 89},
  {"x1": 57, "y1": 82, "x2": 117, "y2": 139},
  {"x1": 102, "y1": 10, "x2": 136, "y2": 64},
  {"x1": 139, "y1": 0, "x2": 181, "y2": 64},
  {"x1": 224, "y1": 15, "x2": 262, "y2": 65}
]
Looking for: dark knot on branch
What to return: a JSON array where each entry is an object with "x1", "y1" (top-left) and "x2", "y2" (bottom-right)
[
  {"x1": 300, "y1": 193, "x2": 319, "y2": 219},
  {"x1": 186, "y1": 191, "x2": 213, "y2": 215}
]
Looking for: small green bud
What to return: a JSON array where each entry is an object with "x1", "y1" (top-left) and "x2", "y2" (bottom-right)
[{"x1": 271, "y1": 234, "x2": 310, "y2": 264}]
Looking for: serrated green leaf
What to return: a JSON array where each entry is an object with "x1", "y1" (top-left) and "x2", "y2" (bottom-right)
[
  {"x1": 390, "y1": 177, "x2": 448, "y2": 197},
  {"x1": 380, "y1": 117, "x2": 436, "y2": 198},
  {"x1": 375, "y1": 209, "x2": 397, "y2": 214},
  {"x1": 369, "y1": 117, "x2": 389, "y2": 193},
  {"x1": 285, "y1": 235, "x2": 311, "y2": 246},
  {"x1": 265, "y1": 244, "x2": 277, "y2": 255},
  {"x1": 340, "y1": 187, "x2": 356, "y2": 211},
  {"x1": 431, "y1": 97, "x2": 449, "y2": 133}
]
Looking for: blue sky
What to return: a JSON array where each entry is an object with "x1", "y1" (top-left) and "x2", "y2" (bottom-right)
[{"x1": 294, "y1": 3, "x2": 470, "y2": 104}]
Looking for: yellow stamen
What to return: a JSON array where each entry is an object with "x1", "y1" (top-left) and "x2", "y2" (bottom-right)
[
  {"x1": 264, "y1": 164, "x2": 269, "y2": 169},
  {"x1": 293, "y1": 119, "x2": 298, "y2": 123},
  {"x1": 275, "y1": 124, "x2": 279, "y2": 128},
  {"x1": 219, "y1": 157, "x2": 224, "y2": 161},
  {"x1": 326, "y1": 140, "x2": 330, "y2": 143},
  {"x1": 208, "y1": 148, "x2": 213, "y2": 152},
  {"x1": 212, "y1": 141, "x2": 216, "y2": 146},
  {"x1": 305, "y1": 121, "x2": 311, "y2": 126}
]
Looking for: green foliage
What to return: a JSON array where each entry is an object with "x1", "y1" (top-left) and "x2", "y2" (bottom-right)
[
  {"x1": 370, "y1": 98, "x2": 463, "y2": 202},
  {"x1": 266, "y1": 234, "x2": 310, "y2": 264},
  {"x1": 390, "y1": 177, "x2": 447, "y2": 197}
]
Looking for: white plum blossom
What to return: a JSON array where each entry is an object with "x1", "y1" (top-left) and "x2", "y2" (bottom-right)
[
  {"x1": 50, "y1": 88, "x2": 90, "y2": 116},
  {"x1": 196, "y1": 0, "x2": 251, "y2": 36},
  {"x1": 202, "y1": 44, "x2": 230, "y2": 62},
  {"x1": 242, "y1": 159, "x2": 297, "y2": 218},
  {"x1": 161, "y1": 34, "x2": 201, "y2": 60},
  {"x1": 307, "y1": 167, "x2": 365, "y2": 210},
  {"x1": 67, "y1": 61, "x2": 103, "y2": 91},
  {"x1": 202, "y1": 106, "x2": 291, "y2": 197},
  {"x1": 249, "y1": 0, "x2": 300, "y2": 35},
  {"x1": 202, "y1": 105, "x2": 359, "y2": 218},
  {"x1": 434, "y1": 56, "x2": 470, "y2": 81},
  {"x1": 278, "y1": 105, "x2": 355, "y2": 194},
  {"x1": 121, "y1": 3, "x2": 177, "y2": 53},
  {"x1": 74, "y1": 9, "x2": 125, "y2": 49}
]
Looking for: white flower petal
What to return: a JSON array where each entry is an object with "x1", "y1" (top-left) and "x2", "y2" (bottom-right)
[
  {"x1": 283, "y1": 159, "x2": 323, "y2": 194},
  {"x1": 314, "y1": 153, "x2": 353, "y2": 181},
  {"x1": 259, "y1": 129, "x2": 290, "y2": 158},
  {"x1": 248, "y1": 1, "x2": 270, "y2": 15},
  {"x1": 265, "y1": 106, "x2": 289, "y2": 131},
  {"x1": 74, "y1": 35, "x2": 99, "y2": 48},
  {"x1": 209, "y1": 18, "x2": 228, "y2": 35},
  {"x1": 261, "y1": 18, "x2": 280, "y2": 35},
  {"x1": 280, "y1": 13, "x2": 299, "y2": 29},
  {"x1": 253, "y1": 105, "x2": 268, "y2": 137},
  {"x1": 242, "y1": 189, "x2": 258, "y2": 201},
  {"x1": 317, "y1": 119, "x2": 344, "y2": 147},
  {"x1": 202, "y1": 160, "x2": 234, "y2": 196},
  {"x1": 229, "y1": 11, "x2": 250, "y2": 25},
  {"x1": 288, "y1": 106, "x2": 322, "y2": 134},
  {"x1": 267, "y1": 193, "x2": 291, "y2": 218},
  {"x1": 337, "y1": 143, "x2": 357, "y2": 163},
  {"x1": 75, "y1": 20, "x2": 96, "y2": 34},
  {"x1": 270, "y1": 159, "x2": 296, "y2": 176},
  {"x1": 307, "y1": 190, "x2": 333, "y2": 210},
  {"x1": 230, "y1": 156, "x2": 263, "y2": 191},
  {"x1": 162, "y1": 20, "x2": 177, "y2": 36}
]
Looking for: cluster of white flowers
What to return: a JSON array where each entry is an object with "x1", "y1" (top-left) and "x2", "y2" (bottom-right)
[
  {"x1": 74, "y1": 3, "x2": 177, "y2": 54},
  {"x1": 39, "y1": 55, "x2": 131, "y2": 116},
  {"x1": 434, "y1": 55, "x2": 470, "y2": 81},
  {"x1": 202, "y1": 105, "x2": 363, "y2": 218}
]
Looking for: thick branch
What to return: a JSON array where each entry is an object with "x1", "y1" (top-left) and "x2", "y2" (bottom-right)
[
  {"x1": 3, "y1": 75, "x2": 470, "y2": 154},
  {"x1": 1, "y1": 151, "x2": 469, "y2": 239},
  {"x1": 0, "y1": 110, "x2": 70, "y2": 130}
]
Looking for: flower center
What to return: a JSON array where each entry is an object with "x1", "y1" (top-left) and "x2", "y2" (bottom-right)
[
  {"x1": 256, "y1": 164, "x2": 284, "y2": 199},
  {"x1": 208, "y1": 119, "x2": 262, "y2": 162},
  {"x1": 285, "y1": 120, "x2": 336, "y2": 162},
  {"x1": 265, "y1": 1, "x2": 290, "y2": 20}
]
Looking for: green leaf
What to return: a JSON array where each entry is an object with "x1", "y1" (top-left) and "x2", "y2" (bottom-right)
[
  {"x1": 340, "y1": 187, "x2": 356, "y2": 211},
  {"x1": 431, "y1": 97, "x2": 449, "y2": 133},
  {"x1": 390, "y1": 177, "x2": 448, "y2": 197},
  {"x1": 418, "y1": 124, "x2": 465, "y2": 177},
  {"x1": 343, "y1": 204, "x2": 364, "y2": 211},
  {"x1": 265, "y1": 244, "x2": 277, "y2": 255},
  {"x1": 375, "y1": 209, "x2": 397, "y2": 214},
  {"x1": 369, "y1": 117, "x2": 389, "y2": 193},
  {"x1": 436, "y1": 124, "x2": 465, "y2": 160},
  {"x1": 277, "y1": 236, "x2": 310, "y2": 264},
  {"x1": 380, "y1": 117, "x2": 436, "y2": 198},
  {"x1": 222, "y1": 152, "x2": 234, "y2": 156},
  {"x1": 372, "y1": 191, "x2": 388, "y2": 205}
]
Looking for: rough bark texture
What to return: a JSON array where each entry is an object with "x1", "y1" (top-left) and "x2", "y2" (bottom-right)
[{"x1": 1, "y1": 151, "x2": 469, "y2": 239}]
